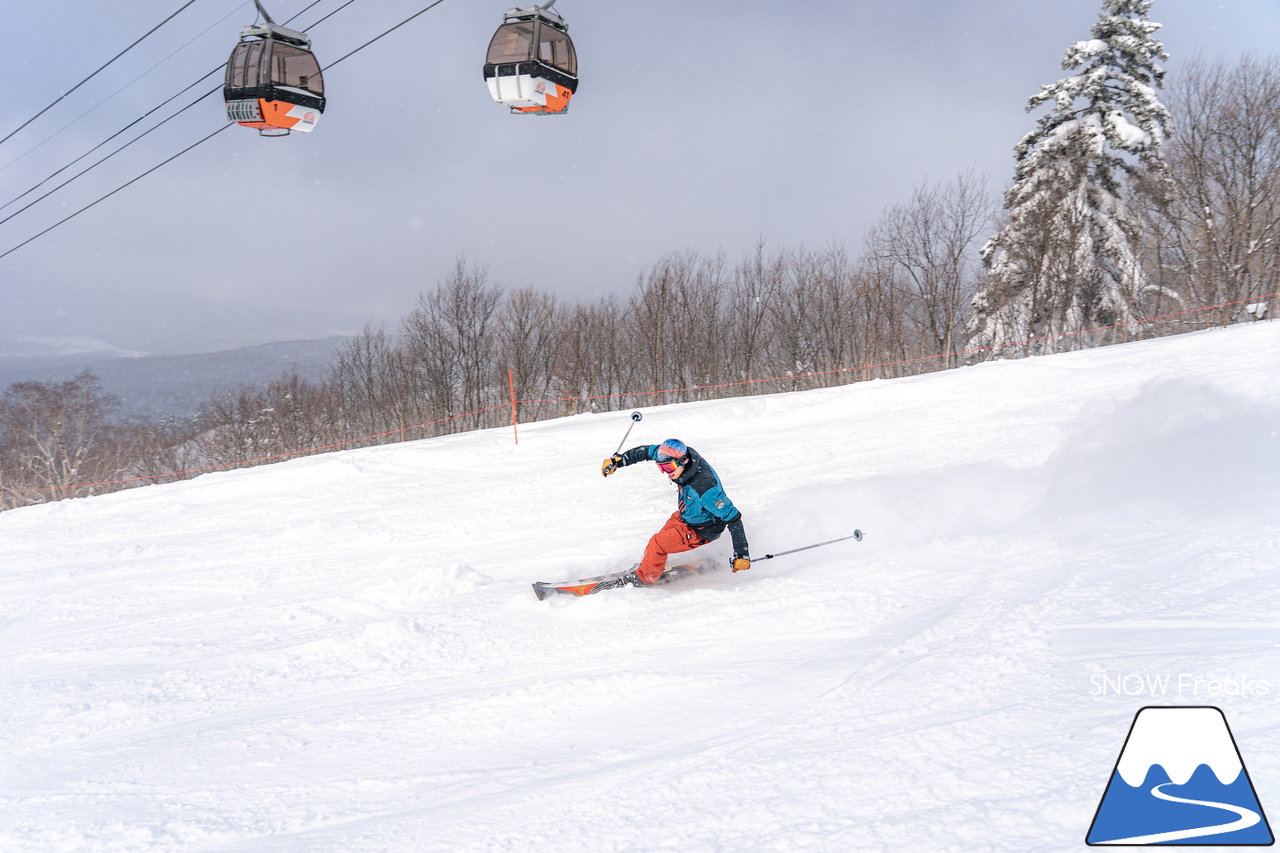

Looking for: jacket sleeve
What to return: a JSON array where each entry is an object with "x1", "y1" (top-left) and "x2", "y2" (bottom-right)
[
  {"x1": 727, "y1": 515, "x2": 749, "y2": 557},
  {"x1": 618, "y1": 445, "x2": 657, "y2": 466},
  {"x1": 703, "y1": 485, "x2": 749, "y2": 556}
]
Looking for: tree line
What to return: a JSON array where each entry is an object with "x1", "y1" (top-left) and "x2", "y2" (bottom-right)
[{"x1": 2, "y1": 54, "x2": 1276, "y2": 510}]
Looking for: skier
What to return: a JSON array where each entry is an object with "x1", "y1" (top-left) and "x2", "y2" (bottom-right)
[{"x1": 601, "y1": 438, "x2": 751, "y2": 585}]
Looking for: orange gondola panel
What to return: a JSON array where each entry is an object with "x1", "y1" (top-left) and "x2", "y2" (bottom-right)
[{"x1": 484, "y1": 1, "x2": 577, "y2": 114}]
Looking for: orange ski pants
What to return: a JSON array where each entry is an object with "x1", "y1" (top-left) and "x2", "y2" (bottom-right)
[{"x1": 637, "y1": 512, "x2": 705, "y2": 584}]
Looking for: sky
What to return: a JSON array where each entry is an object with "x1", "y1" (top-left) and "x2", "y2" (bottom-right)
[{"x1": 1, "y1": 0, "x2": 1278, "y2": 355}]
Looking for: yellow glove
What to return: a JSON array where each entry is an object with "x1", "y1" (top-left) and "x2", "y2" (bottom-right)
[
  {"x1": 601, "y1": 454, "x2": 623, "y2": 477},
  {"x1": 731, "y1": 556, "x2": 751, "y2": 573}
]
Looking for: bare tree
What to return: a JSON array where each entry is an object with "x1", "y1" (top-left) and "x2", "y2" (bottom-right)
[
  {"x1": 551, "y1": 294, "x2": 639, "y2": 414},
  {"x1": 402, "y1": 260, "x2": 503, "y2": 434},
  {"x1": 194, "y1": 372, "x2": 335, "y2": 467},
  {"x1": 552, "y1": 300, "x2": 604, "y2": 415},
  {"x1": 118, "y1": 416, "x2": 204, "y2": 487},
  {"x1": 0, "y1": 371, "x2": 125, "y2": 505},
  {"x1": 803, "y1": 242, "x2": 865, "y2": 381},
  {"x1": 330, "y1": 323, "x2": 417, "y2": 441},
  {"x1": 629, "y1": 251, "x2": 729, "y2": 402},
  {"x1": 1152, "y1": 54, "x2": 1280, "y2": 326},
  {"x1": 867, "y1": 172, "x2": 994, "y2": 366},
  {"x1": 725, "y1": 241, "x2": 776, "y2": 390},
  {"x1": 764, "y1": 247, "x2": 829, "y2": 391},
  {"x1": 498, "y1": 288, "x2": 561, "y2": 424},
  {"x1": 850, "y1": 254, "x2": 914, "y2": 377},
  {"x1": 628, "y1": 253, "x2": 680, "y2": 398}
]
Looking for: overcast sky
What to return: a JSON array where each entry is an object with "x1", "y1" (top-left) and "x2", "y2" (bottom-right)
[{"x1": 1, "y1": 0, "x2": 1277, "y2": 355}]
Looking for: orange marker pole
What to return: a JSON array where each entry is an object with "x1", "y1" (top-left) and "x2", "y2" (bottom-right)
[{"x1": 508, "y1": 368, "x2": 519, "y2": 445}]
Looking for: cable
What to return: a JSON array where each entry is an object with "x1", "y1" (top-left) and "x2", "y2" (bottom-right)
[
  {"x1": 0, "y1": 2, "x2": 252, "y2": 181},
  {"x1": 0, "y1": 0, "x2": 353, "y2": 222},
  {"x1": 0, "y1": 0, "x2": 202, "y2": 148},
  {"x1": 288, "y1": 0, "x2": 348, "y2": 29},
  {"x1": 0, "y1": 69, "x2": 221, "y2": 216},
  {"x1": 0, "y1": 82, "x2": 222, "y2": 230},
  {"x1": 1, "y1": 0, "x2": 330, "y2": 190},
  {"x1": 323, "y1": 0, "x2": 449, "y2": 71},
  {"x1": 0, "y1": 0, "x2": 451, "y2": 262},
  {"x1": 0, "y1": 123, "x2": 232, "y2": 263}
]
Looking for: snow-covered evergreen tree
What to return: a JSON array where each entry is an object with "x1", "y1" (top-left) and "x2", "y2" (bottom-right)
[{"x1": 968, "y1": 0, "x2": 1172, "y2": 356}]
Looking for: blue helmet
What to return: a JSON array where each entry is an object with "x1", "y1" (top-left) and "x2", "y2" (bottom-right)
[{"x1": 656, "y1": 439, "x2": 687, "y2": 463}]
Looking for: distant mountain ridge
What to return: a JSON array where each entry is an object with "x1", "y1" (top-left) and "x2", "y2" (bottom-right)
[{"x1": 0, "y1": 336, "x2": 350, "y2": 420}]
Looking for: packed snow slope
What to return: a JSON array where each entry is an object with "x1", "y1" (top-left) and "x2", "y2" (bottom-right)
[{"x1": 3, "y1": 322, "x2": 1279, "y2": 852}]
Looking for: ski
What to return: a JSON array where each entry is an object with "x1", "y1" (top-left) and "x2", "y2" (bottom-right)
[
  {"x1": 531, "y1": 530, "x2": 863, "y2": 600},
  {"x1": 532, "y1": 569, "x2": 635, "y2": 600},
  {"x1": 532, "y1": 563, "x2": 701, "y2": 600}
]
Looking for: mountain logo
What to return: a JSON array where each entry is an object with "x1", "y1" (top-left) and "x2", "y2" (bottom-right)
[{"x1": 1087, "y1": 705, "x2": 1274, "y2": 846}]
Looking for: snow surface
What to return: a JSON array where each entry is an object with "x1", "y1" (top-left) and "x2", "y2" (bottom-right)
[{"x1": 3, "y1": 321, "x2": 1279, "y2": 852}]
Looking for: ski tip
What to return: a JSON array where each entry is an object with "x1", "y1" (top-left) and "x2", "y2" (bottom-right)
[{"x1": 532, "y1": 583, "x2": 553, "y2": 601}]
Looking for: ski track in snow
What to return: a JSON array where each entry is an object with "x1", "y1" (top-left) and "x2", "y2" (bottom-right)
[{"x1": 2, "y1": 322, "x2": 1279, "y2": 852}]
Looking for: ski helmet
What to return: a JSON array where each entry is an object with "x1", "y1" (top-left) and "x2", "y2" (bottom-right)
[
  {"x1": 655, "y1": 439, "x2": 688, "y2": 478},
  {"x1": 656, "y1": 439, "x2": 687, "y2": 463}
]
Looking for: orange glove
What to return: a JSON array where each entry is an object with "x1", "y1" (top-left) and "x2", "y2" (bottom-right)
[
  {"x1": 601, "y1": 454, "x2": 623, "y2": 477},
  {"x1": 731, "y1": 556, "x2": 751, "y2": 573}
]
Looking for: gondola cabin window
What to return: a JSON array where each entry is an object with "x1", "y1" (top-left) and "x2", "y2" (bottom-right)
[
  {"x1": 487, "y1": 22, "x2": 536, "y2": 65},
  {"x1": 537, "y1": 27, "x2": 575, "y2": 75},
  {"x1": 272, "y1": 45, "x2": 323, "y2": 96}
]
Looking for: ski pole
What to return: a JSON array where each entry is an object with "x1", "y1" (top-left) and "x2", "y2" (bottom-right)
[
  {"x1": 613, "y1": 411, "x2": 643, "y2": 454},
  {"x1": 756, "y1": 529, "x2": 863, "y2": 562}
]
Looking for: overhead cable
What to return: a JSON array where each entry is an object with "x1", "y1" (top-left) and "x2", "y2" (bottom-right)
[
  {"x1": 0, "y1": 0, "x2": 452, "y2": 261},
  {"x1": 0, "y1": 123, "x2": 233, "y2": 263},
  {"x1": 323, "y1": 0, "x2": 449, "y2": 71},
  {"x1": 0, "y1": 0, "x2": 348, "y2": 219},
  {"x1": 0, "y1": 1, "x2": 251, "y2": 181},
  {"x1": 0, "y1": 0, "x2": 202, "y2": 148},
  {"x1": 0, "y1": 82, "x2": 221, "y2": 230}
]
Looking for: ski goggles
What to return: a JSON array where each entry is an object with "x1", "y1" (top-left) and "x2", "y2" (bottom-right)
[{"x1": 657, "y1": 460, "x2": 680, "y2": 474}]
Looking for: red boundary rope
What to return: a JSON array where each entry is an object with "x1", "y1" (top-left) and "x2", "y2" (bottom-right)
[{"x1": 3, "y1": 292, "x2": 1274, "y2": 497}]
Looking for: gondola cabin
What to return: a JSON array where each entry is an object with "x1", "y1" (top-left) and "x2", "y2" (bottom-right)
[
  {"x1": 224, "y1": 22, "x2": 324, "y2": 136},
  {"x1": 484, "y1": 3, "x2": 577, "y2": 114}
]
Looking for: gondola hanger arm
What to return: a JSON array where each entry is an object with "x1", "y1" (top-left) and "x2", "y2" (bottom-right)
[
  {"x1": 504, "y1": 0, "x2": 567, "y2": 29},
  {"x1": 253, "y1": 0, "x2": 277, "y2": 26},
  {"x1": 240, "y1": 1, "x2": 311, "y2": 48}
]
